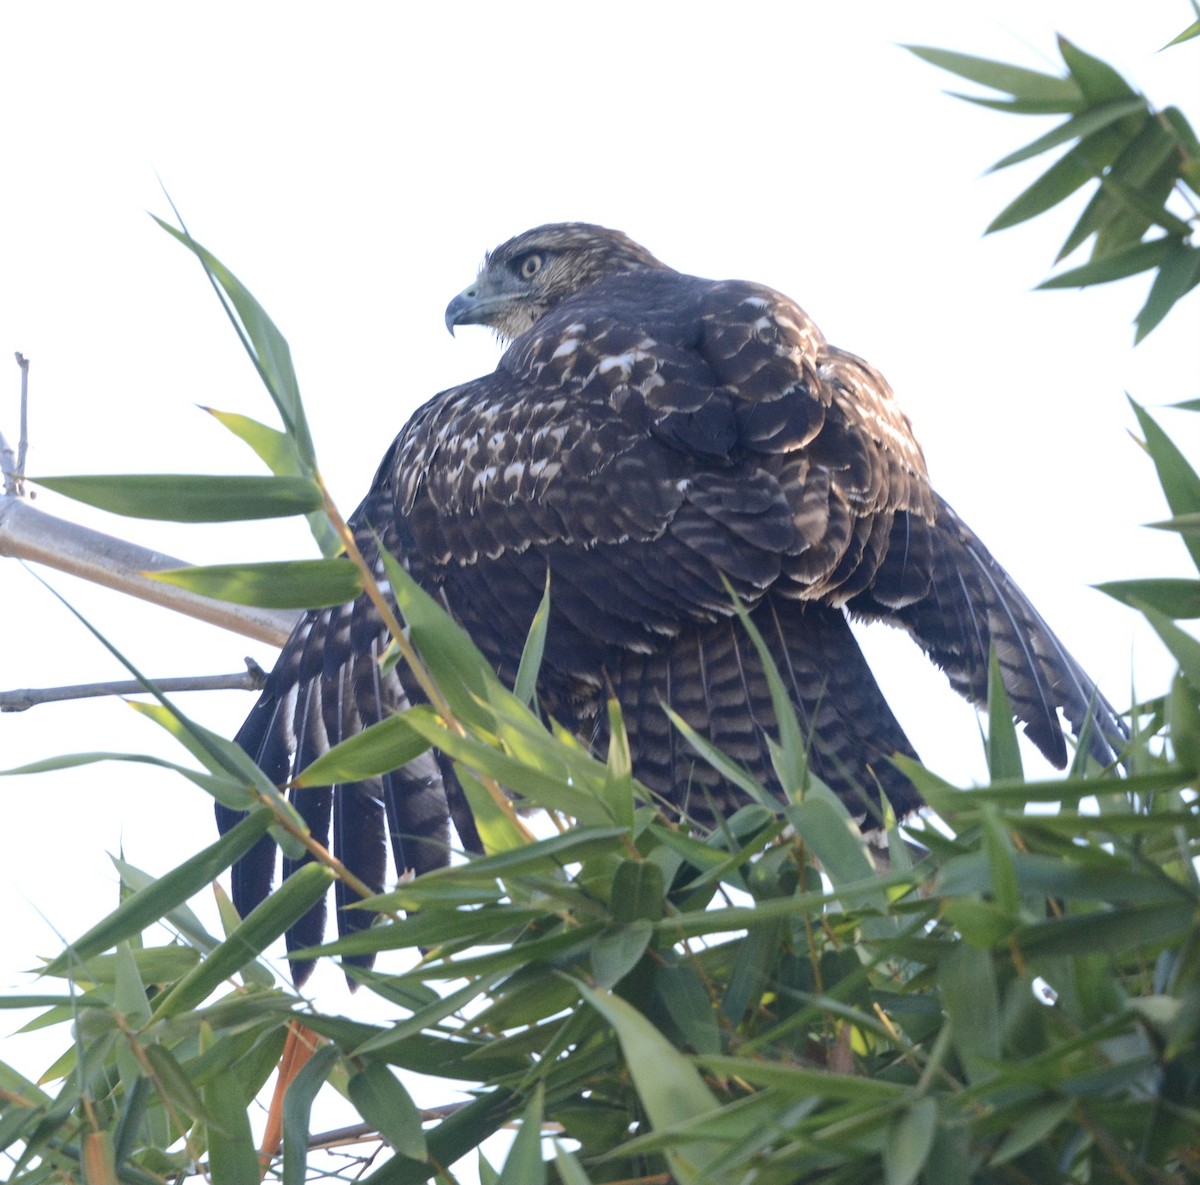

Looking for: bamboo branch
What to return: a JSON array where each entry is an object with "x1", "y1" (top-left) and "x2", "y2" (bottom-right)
[{"x1": 0, "y1": 494, "x2": 299, "y2": 646}]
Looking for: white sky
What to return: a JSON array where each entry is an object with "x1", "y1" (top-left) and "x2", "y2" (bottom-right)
[{"x1": 1, "y1": 2, "x2": 1197, "y2": 1177}]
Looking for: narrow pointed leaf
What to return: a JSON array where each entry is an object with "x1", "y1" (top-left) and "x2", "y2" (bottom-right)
[
  {"x1": 282, "y1": 1045, "x2": 340, "y2": 1185},
  {"x1": 33, "y1": 473, "x2": 323, "y2": 522},
  {"x1": 990, "y1": 98, "x2": 1145, "y2": 170},
  {"x1": 347, "y1": 1063, "x2": 426, "y2": 1161},
  {"x1": 576, "y1": 981, "x2": 720, "y2": 1185},
  {"x1": 202, "y1": 1069, "x2": 258, "y2": 1185},
  {"x1": 513, "y1": 572, "x2": 551, "y2": 707},
  {"x1": 1058, "y1": 36, "x2": 1137, "y2": 104},
  {"x1": 292, "y1": 708, "x2": 434, "y2": 786},
  {"x1": 904, "y1": 46, "x2": 1080, "y2": 105},
  {"x1": 987, "y1": 130, "x2": 1128, "y2": 233},
  {"x1": 1130, "y1": 397, "x2": 1200, "y2": 570},
  {"x1": 496, "y1": 1086, "x2": 546, "y2": 1185},
  {"x1": 153, "y1": 862, "x2": 335, "y2": 1017},
  {"x1": 986, "y1": 650, "x2": 1024, "y2": 781},
  {"x1": 1097, "y1": 577, "x2": 1200, "y2": 619},
  {"x1": 1136, "y1": 240, "x2": 1200, "y2": 342},
  {"x1": 149, "y1": 558, "x2": 361, "y2": 609},
  {"x1": 1038, "y1": 237, "x2": 1170, "y2": 288},
  {"x1": 883, "y1": 1098, "x2": 938, "y2": 1185},
  {"x1": 155, "y1": 216, "x2": 316, "y2": 465},
  {"x1": 206, "y1": 406, "x2": 338, "y2": 556},
  {"x1": 42, "y1": 810, "x2": 273, "y2": 975}
]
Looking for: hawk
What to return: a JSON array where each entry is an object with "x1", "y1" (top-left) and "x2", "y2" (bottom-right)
[{"x1": 219, "y1": 223, "x2": 1126, "y2": 974}]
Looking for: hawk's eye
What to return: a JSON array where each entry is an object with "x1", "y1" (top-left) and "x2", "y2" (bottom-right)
[{"x1": 515, "y1": 252, "x2": 543, "y2": 280}]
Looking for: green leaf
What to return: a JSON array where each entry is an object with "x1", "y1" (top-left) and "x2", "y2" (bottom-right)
[
  {"x1": 904, "y1": 46, "x2": 1080, "y2": 106},
  {"x1": 42, "y1": 811, "x2": 273, "y2": 976},
  {"x1": 1167, "y1": 671, "x2": 1200, "y2": 772},
  {"x1": 981, "y1": 806, "x2": 1020, "y2": 916},
  {"x1": 1129, "y1": 397, "x2": 1200, "y2": 570},
  {"x1": 590, "y1": 921, "x2": 653, "y2": 988},
  {"x1": 149, "y1": 558, "x2": 361, "y2": 608},
  {"x1": 0, "y1": 749, "x2": 252, "y2": 808},
  {"x1": 695, "y1": 1055, "x2": 907, "y2": 1101},
  {"x1": 611, "y1": 859, "x2": 664, "y2": 923},
  {"x1": 940, "y1": 944, "x2": 1000, "y2": 1084},
  {"x1": 665, "y1": 706, "x2": 779, "y2": 810},
  {"x1": 496, "y1": 1086, "x2": 546, "y2": 1185},
  {"x1": 202, "y1": 1068, "x2": 259, "y2": 1185},
  {"x1": 205, "y1": 407, "x2": 338, "y2": 557},
  {"x1": 1136, "y1": 240, "x2": 1200, "y2": 342},
  {"x1": 153, "y1": 862, "x2": 335, "y2": 1017},
  {"x1": 985, "y1": 651, "x2": 1023, "y2": 782},
  {"x1": 726, "y1": 582, "x2": 808, "y2": 796},
  {"x1": 991, "y1": 1098, "x2": 1075, "y2": 1165},
  {"x1": 1058, "y1": 36, "x2": 1137, "y2": 105},
  {"x1": 292, "y1": 708, "x2": 434, "y2": 787},
  {"x1": 986, "y1": 128, "x2": 1130, "y2": 233},
  {"x1": 1037, "y1": 236, "x2": 1170, "y2": 289},
  {"x1": 156, "y1": 216, "x2": 317, "y2": 466},
  {"x1": 32, "y1": 473, "x2": 324, "y2": 522},
  {"x1": 282, "y1": 1045, "x2": 340, "y2": 1185},
  {"x1": 142, "y1": 1044, "x2": 219, "y2": 1128},
  {"x1": 883, "y1": 1098, "x2": 938, "y2": 1185},
  {"x1": 347, "y1": 1062, "x2": 427, "y2": 1161},
  {"x1": 786, "y1": 786, "x2": 883, "y2": 905},
  {"x1": 990, "y1": 97, "x2": 1146, "y2": 170},
  {"x1": 513, "y1": 572, "x2": 551, "y2": 707},
  {"x1": 1162, "y1": 19, "x2": 1200, "y2": 49},
  {"x1": 1098, "y1": 577, "x2": 1200, "y2": 619},
  {"x1": 576, "y1": 981, "x2": 721, "y2": 1185}
]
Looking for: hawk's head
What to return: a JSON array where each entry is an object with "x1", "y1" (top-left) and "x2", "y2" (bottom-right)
[{"x1": 444, "y1": 222, "x2": 669, "y2": 342}]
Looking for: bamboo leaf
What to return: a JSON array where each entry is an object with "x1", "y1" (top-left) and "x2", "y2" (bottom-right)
[
  {"x1": 496, "y1": 1086, "x2": 546, "y2": 1185},
  {"x1": 201, "y1": 1068, "x2": 259, "y2": 1185},
  {"x1": 142, "y1": 1044, "x2": 219, "y2": 1128},
  {"x1": 152, "y1": 862, "x2": 335, "y2": 1017},
  {"x1": 32, "y1": 473, "x2": 323, "y2": 522},
  {"x1": 985, "y1": 651, "x2": 1024, "y2": 782},
  {"x1": 576, "y1": 981, "x2": 721, "y2": 1185},
  {"x1": 990, "y1": 98, "x2": 1146, "y2": 170},
  {"x1": 149, "y1": 559, "x2": 361, "y2": 609},
  {"x1": 883, "y1": 1098, "x2": 938, "y2": 1185},
  {"x1": 904, "y1": 46, "x2": 1080, "y2": 105},
  {"x1": 513, "y1": 572, "x2": 551, "y2": 707},
  {"x1": 292, "y1": 709, "x2": 434, "y2": 787},
  {"x1": 347, "y1": 1062, "x2": 427, "y2": 1161},
  {"x1": 155, "y1": 216, "x2": 317, "y2": 467},
  {"x1": 986, "y1": 129, "x2": 1129, "y2": 233},
  {"x1": 1136, "y1": 240, "x2": 1200, "y2": 342},
  {"x1": 282, "y1": 1045, "x2": 340, "y2": 1185},
  {"x1": 1037, "y1": 236, "x2": 1170, "y2": 288},
  {"x1": 1129, "y1": 397, "x2": 1200, "y2": 570},
  {"x1": 1097, "y1": 577, "x2": 1200, "y2": 619},
  {"x1": 1058, "y1": 36, "x2": 1137, "y2": 104},
  {"x1": 42, "y1": 811, "x2": 273, "y2": 976}
]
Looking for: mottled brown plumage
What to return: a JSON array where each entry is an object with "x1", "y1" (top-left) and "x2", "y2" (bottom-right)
[{"x1": 220, "y1": 223, "x2": 1126, "y2": 977}]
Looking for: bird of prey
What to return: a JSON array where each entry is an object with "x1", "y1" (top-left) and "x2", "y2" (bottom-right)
[{"x1": 218, "y1": 222, "x2": 1126, "y2": 972}]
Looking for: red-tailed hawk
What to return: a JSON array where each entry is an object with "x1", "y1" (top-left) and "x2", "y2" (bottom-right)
[{"x1": 219, "y1": 223, "x2": 1126, "y2": 976}]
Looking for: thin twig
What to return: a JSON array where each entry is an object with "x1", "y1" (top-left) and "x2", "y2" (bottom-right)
[
  {"x1": 15, "y1": 353, "x2": 28, "y2": 496},
  {"x1": 0, "y1": 658, "x2": 269, "y2": 712}
]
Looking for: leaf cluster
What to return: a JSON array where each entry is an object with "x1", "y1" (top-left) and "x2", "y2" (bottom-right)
[{"x1": 908, "y1": 34, "x2": 1200, "y2": 340}]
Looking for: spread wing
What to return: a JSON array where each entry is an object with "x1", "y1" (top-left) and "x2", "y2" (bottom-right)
[{"x1": 223, "y1": 269, "x2": 1125, "y2": 978}]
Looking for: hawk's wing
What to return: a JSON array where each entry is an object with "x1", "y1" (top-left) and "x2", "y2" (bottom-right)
[{"x1": 224, "y1": 269, "x2": 1124, "y2": 977}]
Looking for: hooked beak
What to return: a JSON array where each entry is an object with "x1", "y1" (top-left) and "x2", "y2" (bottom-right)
[{"x1": 444, "y1": 286, "x2": 485, "y2": 336}]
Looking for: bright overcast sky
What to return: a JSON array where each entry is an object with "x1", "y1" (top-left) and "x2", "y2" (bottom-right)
[{"x1": 1, "y1": 1, "x2": 1197, "y2": 1174}]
